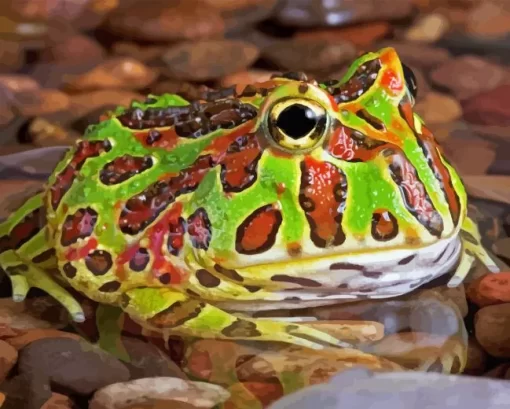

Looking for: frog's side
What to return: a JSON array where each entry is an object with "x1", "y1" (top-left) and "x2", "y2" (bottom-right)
[{"x1": 0, "y1": 47, "x2": 499, "y2": 351}]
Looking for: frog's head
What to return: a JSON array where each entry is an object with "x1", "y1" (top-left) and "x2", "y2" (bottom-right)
[{"x1": 186, "y1": 47, "x2": 466, "y2": 296}]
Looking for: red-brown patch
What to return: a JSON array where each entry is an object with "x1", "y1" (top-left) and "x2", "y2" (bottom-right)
[
  {"x1": 50, "y1": 140, "x2": 111, "y2": 210},
  {"x1": 0, "y1": 208, "x2": 45, "y2": 254},
  {"x1": 60, "y1": 207, "x2": 98, "y2": 247},
  {"x1": 134, "y1": 128, "x2": 180, "y2": 150},
  {"x1": 100, "y1": 155, "x2": 153, "y2": 185},
  {"x1": 167, "y1": 217, "x2": 186, "y2": 256},
  {"x1": 371, "y1": 209, "x2": 399, "y2": 241},
  {"x1": 327, "y1": 125, "x2": 386, "y2": 162},
  {"x1": 299, "y1": 157, "x2": 347, "y2": 248},
  {"x1": 236, "y1": 204, "x2": 282, "y2": 255},
  {"x1": 217, "y1": 134, "x2": 262, "y2": 193},
  {"x1": 187, "y1": 208, "x2": 212, "y2": 251}
]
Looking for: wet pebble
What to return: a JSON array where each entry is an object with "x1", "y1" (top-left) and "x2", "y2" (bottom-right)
[
  {"x1": 0, "y1": 40, "x2": 23, "y2": 72},
  {"x1": 430, "y1": 55, "x2": 508, "y2": 100},
  {"x1": 17, "y1": 337, "x2": 130, "y2": 408},
  {"x1": 12, "y1": 89, "x2": 70, "y2": 117},
  {"x1": 404, "y1": 13, "x2": 450, "y2": 43},
  {"x1": 464, "y1": 336, "x2": 488, "y2": 376},
  {"x1": 262, "y1": 38, "x2": 356, "y2": 73},
  {"x1": 64, "y1": 57, "x2": 158, "y2": 92},
  {"x1": 475, "y1": 303, "x2": 510, "y2": 358},
  {"x1": 295, "y1": 22, "x2": 391, "y2": 47},
  {"x1": 69, "y1": 90, "x2": 144, "y2": 119},
  {"x1": 0, "y1": 297, "x2": 69, "y2": 330},
  {"x1": 0, "y1": 75, "x2": 40, "y2": 94},
  {"x1": 161, "y1": 40, "x2": 260, "y2": 81},
  {"x1": 415, "y1": 92, "x2": 462, "y2": 124},
  {"x1": 462, "y1": 85, "x2": 510, "y2": 126},
  {"x1": 38, "y1": 34, "x2": 106, "y2": 65},
  {"x1": 467, "y1": 271, "x2": 510, "y2": 307},
  {"x1": 465, "y1": 1, "x2": 510, "y2": 38},
  {"x1": 441, "y1": 137, "x2": 497, "y2": 175},
  {"x1": 89, "y1": 377, "x2": 230, "y2": 409},
  {"x1": 0, "y1": 340, "x2": 17, "y2": 383},
  {"x1": 103, "y1": 0, "x2": 225, "y2": 42}
]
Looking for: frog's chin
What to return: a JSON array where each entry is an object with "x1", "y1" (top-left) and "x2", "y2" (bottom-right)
[{"x1": 213, "y1": 235, "x2": 463, "y2": 312}]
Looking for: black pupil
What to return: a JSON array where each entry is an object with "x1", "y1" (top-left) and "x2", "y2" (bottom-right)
[
  {"x1": 276, "y1": 104, "x2": 319, "y2": 139},
  {"x1": 402, "y1": 63, "x2": 418, "y2": 99}
]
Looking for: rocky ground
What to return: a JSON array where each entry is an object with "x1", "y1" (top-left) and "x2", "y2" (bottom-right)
[{"x1": 1, "y1": 0, "x2": 510, "y2": 408}]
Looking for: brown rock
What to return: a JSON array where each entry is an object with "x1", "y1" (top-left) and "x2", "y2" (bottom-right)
[
  {"x1": 111, "y1": 42, "x2": 167, "y2": 64},
  {"x1": 0, "y1": 340, "x2": 17, "y2": 383},
  {"x1": 149, "y1": 81, "x2": 207, "y2": 101},
  {"x1": 404, "y1": 13, "x2": 450, "y2": 43},
  {"x1": 89, "y1": 377, "x2": 230, "y2": 409},
  {"x1": 9, "y1": 0, "x2": 90, "y2": 21},
  {"x1": 5, "y1": 328, "x2": 81, "y2": 350},
  {"x1": 69, "y1": 90, "x2": 144, "y2": 119},
  {"x1": 24, "y1": 117, "x2": 80, "y2": 147},
  {"x1": 262, "y1": 38, "x2": 356, "y2": 73},
  {"x1": 464, "y1": 336, "x2": 488, "y2": 376},
  {"x1": 0, "y1": 297, "x2": 69, "y2": 330},
  {"x1": 0, "y1": 40, "x2": 24, "y2": 72},
  {"x1": 218, "y1": 0, "x2": 278, "y2": 33},
  {"x1": 462, "y1": 175, "x2": 510, "y2": 205},
  {"x1": 466, "y1": 1, "x2": 510, "y2": 38},
  {"x1": 161, "y1": 40, "x2": 260, "y2": 81},
  {"x1": 462, "y1": 85, "x2": 510, "y2": 126},
  {"x1": 64, "y1": 57, "x2": 158, "y2": 91},
  {"x1": 467, "y1": 271, "x2": 510, "y2": 307},
  {"x1": 220, "y1": 69, "x2": 274, "y2": 88},
  {"x1": 273, "y1": 0, "x2": 413, "y2": 27},
  {"x1": 475, "y1": 303, "x2": 510, "y2": 357},
  {"x1": 41, "y1": 393, "x2": 75, "y2": 409},
  {"x1": 103, "y1": 0, "x2": 225, "y2": 42},
  {"x1": 0, "y1": 75, "x2": 40, "y2": 94},
  {"x1": 484, "y1": 362, "x2": 510, "y2": 379},
  {"x1": 0, "y1": 100, "x2": 15, "y2": 127},
  {"x1": 13, "y1": 89, "x2": 70, "y2": 117},
  {"x1": 430, "y1": 55, "x2": 507, "y2": 100},
  {"x1": 435, "y1": 284, "x2": 469, "y2": 318},
  {"x1": 493, "y1": 238, "x2": 510, "y2": 266},
  {"x1": 295, "y1": 22, "x2": 391, "y2": 48},
  {"x1": 415, "y1": 92, "x2": 462, "y2": 124},
  {"x1": 376, "y1": 41, "x2": 451, "y2": 70},
  {"x1": 38, "y1": 34, "x2": 106, "y2": 65},
  {"x1": 441, "y1": 137, "x2": 496, "y2": 175}
]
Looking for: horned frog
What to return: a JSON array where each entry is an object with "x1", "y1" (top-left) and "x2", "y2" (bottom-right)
[{"x1": 0, "y1": 47, "x2": 499, "y2": 351}]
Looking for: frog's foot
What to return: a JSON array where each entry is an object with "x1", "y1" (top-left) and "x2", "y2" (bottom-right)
[
  {"x1": 121, "y1": 287, "x2": 352, "y2": 350},
  {"x1": 0, "y1": 251, "x2": 85, "y2": 322},
  {"x1": 447, "y1": 216, "x2": 500, "y2": 288}
]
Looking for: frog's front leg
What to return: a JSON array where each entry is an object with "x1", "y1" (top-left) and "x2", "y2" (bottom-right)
[
  {"x1": 120, "y1": 287, "x2": 351, "y2": 350},
  {"x1": 447, "y1": 216, "x2": 500, "y2": 287},
  {"x1": 0, "y1": 194, "x2": 85, "y2": 322}
]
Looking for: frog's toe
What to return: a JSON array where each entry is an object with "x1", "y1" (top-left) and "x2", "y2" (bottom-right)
[{"x1": 9, "y1": 274, "x2": 30, "y2": 302}]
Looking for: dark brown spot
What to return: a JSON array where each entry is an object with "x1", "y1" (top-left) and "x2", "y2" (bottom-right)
[
  {"x1": 356, "y1": 109, "x2": 385, "y2": 131},
  {"x1": 50, "y1": 139, "x2": 111, "y2": 210},
  {"x1": 98, "y1": 281, "x2": 121, "y2": 292},
  {"x1": 236, "y1": 204, "x2": 282, "y2": 255},
  {"x1": 244, "y1": 285, "x2": 261, "y2": 293},
  {"x1": 271, "y1": 275, "x2": 322, "y2": 287},
  {"x1": 214, "y1": 264, "x2": 244, "y2": 282},
  {"x1": 85, "y1": 250, "x2": 113, "y2": 276},
  {"x1": 129, "y1": 248, "x2": 150, "y2": 272},
  {"x1": 148, "y1": 300, "x2": 206, "y2": 328},
  {"x1": 221, "y1": 319, "x2": 262, "y2": 338},
  {"x1": 460, "y1": 230, "x2": 478, "y2": 245},
  {"x1": 120, "y1": 293, "x2": 131, "y2": 308},
  {"x1": 32, "y1": 248, "x2": 56, "y2": 264},
  {"x1": 116, "y1": 99, "x2": 257, "y2": 135},
  {"x1": 62, "y1": 262, "x2": 77, "y2": 279},
  {"x1": 60, "y1": 207, "x2": 98, "y2": 246},
  {"x1": 330, "y1": 262, "x2": 365, "y2": 270},
  {"x1": 159, "y1": 273, "x2": 171, "y2": 284},
  {"x1": 196, "y1": 269, "x2": 220, "y2": 288},
  {"x1": 167, "y1": 217, "x2": 186, "y2": 256},
  {"x1": 186, "y1": 289, "x2": 200, "y2": 297},
  {"x1": 398, "y1": 254, "x2": 416, "y2": 265},
  {"x1": 298, "y1": 83, "x2": 309, "y2": 94},
  {"x1": 327, "y1": 59, "x2": 381, "y2": 104},
  {"x1": 371, "y1": 210, "x2": 399, "y2": 241},
  {"x1": 99, "y1": 155, "x2": 153, "y2": 185},
  {"x1": 362, "y1": 271, "x2": 383, "y2": 278},
  {"x1": 187, "y1": 208, "x2": 212, "y2": 251},
  {"x1": 146, "y1": 129, "x2": 162, "y2": 144}
]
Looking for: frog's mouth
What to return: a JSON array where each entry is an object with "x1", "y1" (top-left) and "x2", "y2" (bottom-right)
[{"x1": 210, "y1": 236, "x2": 462, "y2": 312}]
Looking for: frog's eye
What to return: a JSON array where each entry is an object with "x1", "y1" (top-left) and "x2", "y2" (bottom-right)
[
  {"x1": 267, "y1": 99, "x2": 327, "y2": 152},
  {"x1": 402, "y1": 63, "x2": 418, "y2": 103}
]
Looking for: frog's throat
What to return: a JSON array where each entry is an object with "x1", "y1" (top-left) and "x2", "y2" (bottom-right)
[{"x1": 192, "y1": 235, "x2": 461, "y2": 311}]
